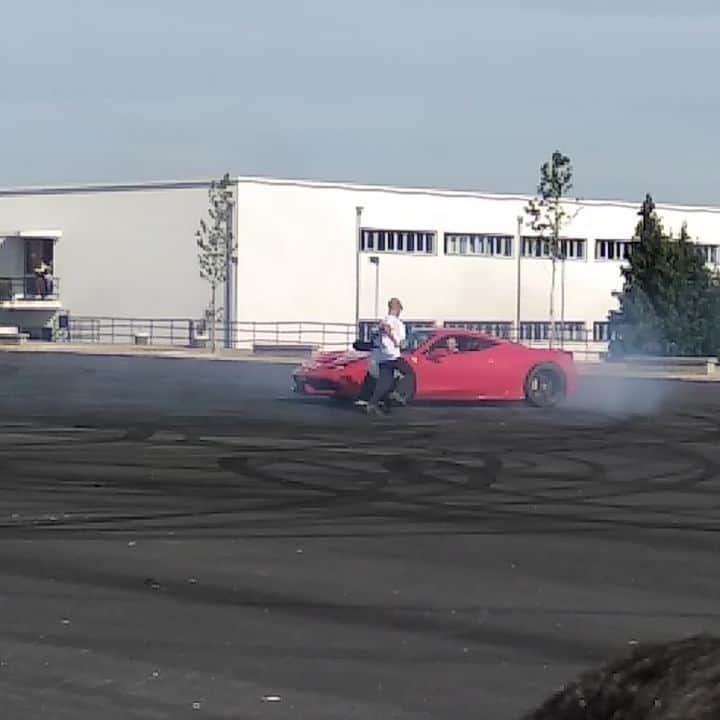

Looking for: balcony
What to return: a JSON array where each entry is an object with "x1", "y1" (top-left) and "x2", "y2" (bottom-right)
[{"x1": 0, "y1": 276, "x2": 62, "y2": 310}]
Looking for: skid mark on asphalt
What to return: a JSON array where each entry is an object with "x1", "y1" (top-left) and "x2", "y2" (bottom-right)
[{"x1": 1, "y1": 405, "x2": 720, "y2": 538}]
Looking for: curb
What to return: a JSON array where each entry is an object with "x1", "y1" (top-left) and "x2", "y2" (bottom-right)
[
  {"x1": 3, "y1": 344, "x2": 720, "y2": 382},
  {"x1": 576, "y1": 366, "x2": 720, "y2": 383},
  {"x1": 0, "y1": 343, "x2": 305, "y2": 365}
]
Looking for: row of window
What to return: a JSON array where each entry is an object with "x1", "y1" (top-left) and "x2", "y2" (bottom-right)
[
  {"x1": 360, "y1": 228, "x2": 720, "y2": 263},
  {"x1": 596, "y1": 240, "x2": 720, "y2": 264},
  {"x1": 444, "y1": 233, "x2": 513, "y2": 257},
  {"x1": 451, "y1": 320, "x2": 614, "y2": 343},
  {"x1": 360, "y1": 230, "x2": 435, "y2": 255},
  {"x1": 445, "y1": 320, "x2": 588, "y2": 342},
  {"x1": 360, "y1": 319, "x2": 614, "y2": 344}
]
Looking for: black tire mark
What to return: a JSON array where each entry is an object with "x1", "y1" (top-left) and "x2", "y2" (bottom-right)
[{"x1": 2, "y1": 408, "x2": 720, "y2": 538}]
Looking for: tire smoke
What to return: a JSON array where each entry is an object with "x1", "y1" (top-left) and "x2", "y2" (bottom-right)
[{"x1": 566, "y1": 374, "x2": 680, "y2": 416}]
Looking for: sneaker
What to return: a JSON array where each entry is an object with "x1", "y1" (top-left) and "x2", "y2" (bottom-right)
[{"x1": 388, "y1": 391, "x2": 406, "y2": 406}]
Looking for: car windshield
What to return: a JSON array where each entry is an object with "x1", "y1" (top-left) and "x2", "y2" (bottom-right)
[{"x1": 403, "y1": 328, "x2": 436, "y2": 351}]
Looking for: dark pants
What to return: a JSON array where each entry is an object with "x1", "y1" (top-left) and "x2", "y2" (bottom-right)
[
  {"x1": 370, "y1": 360, "x2": 400, "y2": 406},
  {"x1": 357, "y1": 373, "x2": 376, "y2": 401}
]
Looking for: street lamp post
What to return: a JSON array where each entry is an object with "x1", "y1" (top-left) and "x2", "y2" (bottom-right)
[
  {"x1": 515, "y1": 215, "x2": 523, "y2": 342},
  {"x1": 354, "y1": 206, "x2": 363, "y2": 335},
  {"x1": 224, "y1": 192, "x2": 235, "y2": 349},
  {"x1": 560, "y1": 253, "x2": 566, "y2": 349}
]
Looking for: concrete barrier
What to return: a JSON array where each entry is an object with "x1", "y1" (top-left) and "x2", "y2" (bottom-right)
[
  {"x1": 605, "y1": 355, "x2": 718, "y2": 376},
  {"x1": 253, "y1": 343, "x2": 318, "y2": 358},
  {"x1": 0, "y1": 326, "x2": 29, "y2": 346}
]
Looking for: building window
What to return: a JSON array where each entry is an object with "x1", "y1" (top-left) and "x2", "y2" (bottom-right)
[
  {"x1": 358, "y1": 319, "x2": 435, "y2": 342},
  {"x1": 522, "y1": 237, "x2": 586, "y2": 260},
  {"x1": 360, "y1": 229, "x2": 435, "y2": 255},
  {"x1": 403, "y1": 320, "x2": 436, "y2": 336},
  {"x1": 697, "y1": 244, "x2": 720, "y2": 265},
  {"x1": 24, "y1": 238, "x2": 55, "y2": 274},
  {"x1": 444, "y1": 321, "x2": 512, "y2": 339},
  {"x1": 593, "y1": 322, "x2": 610, "y2": 342},
  {"x1": 519, "y1": 321, "x2": 586, "y2": 342},
  {"x1": 444, "y1": 233, "x2": 513, "y2": 257},
  {"x1": 595, "y1": 239, "x2": 637, "y2": 261}
]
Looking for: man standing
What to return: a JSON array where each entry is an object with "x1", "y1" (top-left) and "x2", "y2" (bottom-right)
[{"x1": 366, "y1": 297, "x2": 406, "y2": 415}]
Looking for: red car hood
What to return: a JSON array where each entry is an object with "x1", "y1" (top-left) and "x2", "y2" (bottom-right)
[{"x1": 300, "y1": 349, "x2": 368, "y2": 371}]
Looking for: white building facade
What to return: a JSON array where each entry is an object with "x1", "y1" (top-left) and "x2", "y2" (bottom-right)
[{"x1": 1, "y1": 176, "x2": 720, "y2": 352}]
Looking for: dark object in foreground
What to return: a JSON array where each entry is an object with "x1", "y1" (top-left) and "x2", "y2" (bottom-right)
[{"x1": 523, "y1": 634, "x2": 720, "y2": 719}]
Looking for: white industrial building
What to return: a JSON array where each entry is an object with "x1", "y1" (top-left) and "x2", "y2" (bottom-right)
[{"x1": 1, "y1": 176, "x2": 720, "y2": 354}]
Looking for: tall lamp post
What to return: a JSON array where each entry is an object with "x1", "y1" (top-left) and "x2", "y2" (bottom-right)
[
  {"x1": 354, "y1": 206, "x2": 363, "y2": 336},
  {"x1": 224, "y1": 189, "x2": 236, "y2": 349},
  {"x1": 560, "y1": 251, "x2": 566, "y2": 349},
  {"x1": 515, "y1": 215, "x2": 523, "y2": 342}
]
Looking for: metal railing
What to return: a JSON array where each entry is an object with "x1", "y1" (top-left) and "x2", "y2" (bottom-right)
[
  {"x1": 0, "y1": 275, "x2": 60, "y2": 301},
  {"x1": 230, "y1": 321, "x2": 357, "y2": 351},
  {"x1": 68, "y1": 316, "x2": 195, "y2": 346},
  {"x1": 61, "y1": 316, "x2": 609, "y2": 360},
  {"x1": 65, "y1": 317, "x2": 358, "y2": 350}
]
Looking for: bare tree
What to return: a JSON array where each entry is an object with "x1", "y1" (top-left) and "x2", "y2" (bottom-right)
[
  {"x1": 196, "y1": 173, "x2": 235, "y2": 352},
  {"x1": 525, "y1": 152, "x2": 576, "y2": 348}
]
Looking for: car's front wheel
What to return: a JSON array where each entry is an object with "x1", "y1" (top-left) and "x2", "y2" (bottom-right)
[{"x1": 524, "y1": 363, "x2": 566, "y2": 407}]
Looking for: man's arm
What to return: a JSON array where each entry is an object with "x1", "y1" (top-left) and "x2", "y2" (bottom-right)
[
  {"x1": 380, "y1": 323, "x2": 397, "y2": 346},
  {"x1": 396, "y1": 321, "x2": 406, "y2": 346},
  {"x1": 382, "y1": 318, "x2": 403, "y2": 347}
]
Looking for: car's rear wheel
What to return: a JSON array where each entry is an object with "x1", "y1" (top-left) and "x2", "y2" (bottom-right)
[
  {"x1": 524, "y1": 363, "x2": 566, "y2": 407},
  {"x1": 391, "y1": 362, "x2": 416, "y2": 405}
]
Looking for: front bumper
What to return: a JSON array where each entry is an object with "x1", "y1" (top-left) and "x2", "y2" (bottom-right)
[{"x1": 292, "y1": 373, "x2": 359, "y2": 398}]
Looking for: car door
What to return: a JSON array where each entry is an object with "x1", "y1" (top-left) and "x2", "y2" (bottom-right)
[
  {"x1": 408, "y1": 335, "x2": 480, "y2": 399},
  {"x1": 453, "y1": 335, "x2": 507, "y2": 399},
  {"x1": 415, "y1": 334, "x2": 509, "y2": 399}
]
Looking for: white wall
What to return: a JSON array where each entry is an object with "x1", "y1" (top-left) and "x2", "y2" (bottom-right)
[
  {"x1": 2, "y1": 177, "x2": 720, "y2": 336},
  {"x1": 234, "y1": 179, "x2": 720, "y2": 330},
  {"x1": 0, "y1": 184, "x2": 213, "y2": 318},
  {"x1": 235, "y1": 180, "x2": 357, "y2": 323}
]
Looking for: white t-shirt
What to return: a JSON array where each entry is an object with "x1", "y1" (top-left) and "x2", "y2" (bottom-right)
[{"x1": 372, "y1": 314, "x2": 406, "y2": 362}]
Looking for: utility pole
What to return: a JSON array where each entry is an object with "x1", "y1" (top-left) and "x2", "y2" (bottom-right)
[
  {"x1": 354, "y1": 206, "x2": 363, "y2": 335},
  {"x1": 560, "y1": 252, "x2": 566, "y2": 349},
  {"x1": 224, "y1": 184, "x2": 235, "y2": 349},
  {"x1": 515, "y1": 215, "x2": 523, "y2": 342}
]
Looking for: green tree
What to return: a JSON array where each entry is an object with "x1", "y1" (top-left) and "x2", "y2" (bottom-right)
[
  {"x1": 609, "y1": 194, "x2": 720, "y2": 356},
  {"x1": 196, "y1": 173, "x2": 235, "y2": 353},
  {"x1": 525, "y1": 151, "x2": 576, "y2": 348}
]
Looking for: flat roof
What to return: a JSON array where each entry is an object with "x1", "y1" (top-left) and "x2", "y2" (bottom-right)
[{"x1": 0, "y1": 174, "x2": 718, "y2": 215}]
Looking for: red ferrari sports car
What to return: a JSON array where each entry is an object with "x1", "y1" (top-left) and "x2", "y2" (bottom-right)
[{"x1": 291, "y1": 327, "x2": 579, "y2": 407}]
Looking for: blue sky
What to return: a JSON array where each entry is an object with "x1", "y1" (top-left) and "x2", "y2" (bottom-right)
[{"x1": 2, "y1": 0, "x2": 719, "y2": 204}]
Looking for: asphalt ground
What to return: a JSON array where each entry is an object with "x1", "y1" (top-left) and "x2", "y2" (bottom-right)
[{"x1": 1, "y1": 352, "x2": 720, "y2": 719}]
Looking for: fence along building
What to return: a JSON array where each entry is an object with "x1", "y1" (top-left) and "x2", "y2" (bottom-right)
[{"x1": 1, "y1": 176, "x2": 720, "y2": 352}]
